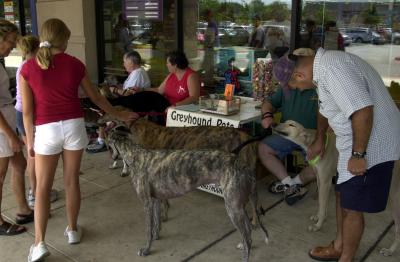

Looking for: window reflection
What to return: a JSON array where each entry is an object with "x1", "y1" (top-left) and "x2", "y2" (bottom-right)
[
  {"x1": 102, "y1": 0, "x2": 177, "y2": 86},
  {"x1": 185, "y1": 0, "x2": 292, "y2": 95},
  {"x1": 301, "y1": 0, "x2": 400, "y2": 85}
]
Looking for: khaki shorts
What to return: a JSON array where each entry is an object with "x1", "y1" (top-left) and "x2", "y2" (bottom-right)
[
  {"x1": 0, "y1": 105, "x2": 17, "y2": 158},
  {"x1": 34, "y1": 118, "x2": 89, "y2": 155}
]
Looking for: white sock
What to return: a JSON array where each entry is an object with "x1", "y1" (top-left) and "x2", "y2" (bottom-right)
[
  {"x1": 97, "y1": 137, "x2": 105, "y2": 144},
  {"x1": 292, "y1": 175, "x2": 303, "y2": 185},
  {"x1": 281, "y1": 176, "x2": 294, "y2": 186}
]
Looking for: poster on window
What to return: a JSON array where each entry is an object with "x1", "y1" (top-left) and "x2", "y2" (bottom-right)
[
  {"x1": 4, "y1": 1, "x2": 15, "y2": 22},
  {"x1": 125, "y1": 0, "x2": 163, "y2": 21}
]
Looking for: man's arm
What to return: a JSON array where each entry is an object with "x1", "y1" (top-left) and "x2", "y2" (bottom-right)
[
  {"x1": 348, "y1": 106, "x2": 373, "y2": 176},
  {"x1": 260, "y1": 100, "x2": 276, "y2": 129},
  {"x1": 351, "y1": 106, "x2": 373, "y2": 153}
]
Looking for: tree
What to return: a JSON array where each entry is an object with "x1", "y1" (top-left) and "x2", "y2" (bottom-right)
[
  {"x1": 361, "y1": 3, "x2": 382, "y2": 26},
  {"x1": 248, "y1": 0, "x2": 265, "y2": 20},
  {"x1": 264, "y1": 1, "x2": 290, "y2": 22}
]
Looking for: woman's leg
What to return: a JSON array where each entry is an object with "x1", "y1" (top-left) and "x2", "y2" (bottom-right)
[
  {"x1": 34, "y1": 154, "x2": 59, "y2": 245},
  {"x1": 9, "y1": 151, "x2": 31, "y2": 215},
  {"x1": 22, "y1": 135, "x2": 36, "y2": 196},
  {"x1": 0, "y1": 157, "x2": 10, "y2": 224},
  {"x1": 62, "y1": 149, "x2": 84, "y2": 231}
]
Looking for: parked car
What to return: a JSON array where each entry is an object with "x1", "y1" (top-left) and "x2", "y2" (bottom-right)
[
  {"x1": 341, "y1": 33, "x2": 352, "y2": 46},
  {"x1": 197, "y1": 28, "x2": 206, "y2": 43},
  {"x1": 372, "y1": 31, "x2": 386, "y2": 45},
  {"x1": 341, "y1": 28, "x2": 372, "y2": 43},
  {"x1": 392, "y1": 32, "x2": 400, "y2": 45},
  {"x1": 264, "y1": 25, "x2": 291, "y2": 45},
  {"x1": 219, "y1": 28, "x2": 249, "y2": 47}
]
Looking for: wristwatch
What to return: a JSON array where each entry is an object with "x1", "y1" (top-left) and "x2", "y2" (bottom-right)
[{"x1": 351, "y1": 150, "x2": 366, "y2": 159}]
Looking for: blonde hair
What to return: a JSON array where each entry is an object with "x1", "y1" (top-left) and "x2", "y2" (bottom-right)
[
  {"x1": 0, "y1": 19, "x2": 18, "y2": 42},
  {"x1": 36, "y1": 18, "x2": 71, "y2": 70},
  {"x1": 18, "y1": 35, "x2": 39, "y2": 60}
]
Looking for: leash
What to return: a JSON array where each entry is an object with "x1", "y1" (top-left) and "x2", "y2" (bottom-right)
[{"x1": 230, "y1": 129, "x2": 270, "y2": 155}]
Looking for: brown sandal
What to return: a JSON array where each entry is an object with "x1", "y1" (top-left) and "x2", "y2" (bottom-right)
[
  {"x1": 309, "y1": 241, "x2": 341, "y2": 261},
  {"x1": 0, "y1": 221, "x2": 26, "y2": 236}
]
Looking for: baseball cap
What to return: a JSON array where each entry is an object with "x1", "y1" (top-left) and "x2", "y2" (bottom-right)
[
  {"x1": 273, "y1": 55, "x2": 296, "y2": 90},
  {"x1": 292, "y1": 48, "x2": 315, "y2": 56},
  {"x1": 273, "y1": 48, "x2": 315, "y2": 89}
]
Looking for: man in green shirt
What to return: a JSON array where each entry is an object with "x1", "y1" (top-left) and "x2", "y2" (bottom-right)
[{"x1": 259, "y1": 83, "x2": 318, "y2": 205}]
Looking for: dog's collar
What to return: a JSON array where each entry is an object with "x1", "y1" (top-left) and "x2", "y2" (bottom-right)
[{"x1": 308, "y1": 134, "x2": 329, "y2": 166}]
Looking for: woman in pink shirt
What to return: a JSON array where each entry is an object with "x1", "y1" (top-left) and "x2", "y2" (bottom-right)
[{"x1": 20, "y1": 18, "x2": 136, "y2": 262}]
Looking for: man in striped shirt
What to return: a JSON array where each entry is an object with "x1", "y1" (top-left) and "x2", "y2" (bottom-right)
[{"x1": 273, "y1": 48, "x2": 400, "y2": 262}]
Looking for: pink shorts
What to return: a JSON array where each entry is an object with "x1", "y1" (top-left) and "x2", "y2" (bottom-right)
[
  {"x1": 0, "y1": 105, "x2": 17, "y2": 158},
  {"x1": 34, "y1": 118, "x2": 89, "y2": 155}
]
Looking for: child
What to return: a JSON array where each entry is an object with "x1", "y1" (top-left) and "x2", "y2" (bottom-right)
[
  {"x1": 15, "y1": 35, "x2": 58, "y2": 209},
  {"x1": 20, "y1": 18, "x2": 136, "y2": 262}
]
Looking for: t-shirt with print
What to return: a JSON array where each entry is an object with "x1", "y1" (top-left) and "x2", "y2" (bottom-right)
[
  {"x1": 123, "y1": 67, "x2": 151, "y2": 90},
  {"x1": 163, "y1": 67, "x2": 194, "y2": 106},
  {"x1": 267, "y1": 87, "x2": 318, "y2": 129},
  {"x1": 20, "y1": 53, "x2": 86, "y2": 125}
]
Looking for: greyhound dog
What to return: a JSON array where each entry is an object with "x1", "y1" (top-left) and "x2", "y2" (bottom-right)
[
  {"x1": 98, "y1": 116, "x2": 257, "y2": 177},
  {"x1": 274, "y1": 120, "x2": 338, "y2": 232},
  {"x1": 99, "y1": 115, "x2": 261, "y2": 225},
  {"x1": 107, "y1": 128, "x2": 268, "y2": 262},
  {"x1": 275, "y1": 120, "x2": 400, "y2": 256}
]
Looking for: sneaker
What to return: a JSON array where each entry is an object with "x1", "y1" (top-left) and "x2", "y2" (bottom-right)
[
  {"x1": 27, "y1": 189, "x2": 59, "y2": 208},
  {"x1": 268, "y1": 180, "x2": 289, "y2": 194},
  {"x1": 64, "y1": 225, "x2": 82, "y2": 244},
  {"x1": 284, "y1": 184, "x2": 308, "y2": 206},
  {"x1": 28, "y1": 242, "x2": 50, "y2": 262},
  {"x1": 86, "y1": 141, "x2": 107, "y2": 153}
]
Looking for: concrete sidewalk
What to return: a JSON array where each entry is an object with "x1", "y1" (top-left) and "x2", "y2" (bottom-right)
[{"x1": 0, "y1": 151, "x2": 398, "y2": 262}]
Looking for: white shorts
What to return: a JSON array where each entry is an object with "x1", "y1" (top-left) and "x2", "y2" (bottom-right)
[
  {"x1": 0, "y1": 105, "x2": 17, "y2": 158},
  {"x1": 34, "y1": 118, "x2": 89, "y2": 155}
]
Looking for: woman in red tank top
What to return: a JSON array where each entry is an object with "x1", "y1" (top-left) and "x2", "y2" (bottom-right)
[{"x1": 145, "y1": 51, "x2": 200, "y2": 107}]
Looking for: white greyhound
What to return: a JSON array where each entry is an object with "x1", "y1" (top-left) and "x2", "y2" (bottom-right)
[{"x1": 274, "y1": 120, "x2": 400, "y2": 256}]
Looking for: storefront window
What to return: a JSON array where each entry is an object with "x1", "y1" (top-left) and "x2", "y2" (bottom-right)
[
  {"x1": 100, "y1": 0, "x2": 177, "y2": 86},
  {"x1": 184, "y1": 0, "x2": 292, "y2": 95},
  {"x1": 301, "y1": 0, "x2": 400, "y2": 86}
]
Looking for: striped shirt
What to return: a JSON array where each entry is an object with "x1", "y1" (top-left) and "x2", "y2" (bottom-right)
[{"x1": 313, "y1": 48, "x2": 400, "y2": 184}]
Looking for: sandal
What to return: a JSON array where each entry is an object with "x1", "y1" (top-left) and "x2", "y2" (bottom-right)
[
  {"x1": 309, "y1": 241, "x2": 341, "y2": 261},
  {"x1": 15, "y1": 210, "x2": 34, "y2": 225},
  {"x1": 0, "y1": 221, "x2": 26, "y2": 236}
]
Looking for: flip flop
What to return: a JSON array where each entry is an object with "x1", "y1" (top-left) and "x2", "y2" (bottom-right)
[
  {"x1": 15, "y1": 210, "x2": 34, "y2": 225},
  {"x1": 0, "y1": 221, "x2": 26, "y2": 236}
]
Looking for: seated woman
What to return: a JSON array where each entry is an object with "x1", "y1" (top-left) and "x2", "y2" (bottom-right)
[
  {"x1": 87, "y1": 50, "x2": 200, "y2": 153},
  {"x1": 144, "y1": 50, "x2": 200, "y2": 106}
]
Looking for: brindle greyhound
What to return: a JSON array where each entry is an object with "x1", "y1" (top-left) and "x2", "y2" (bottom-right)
[
  {"x1": 107, "y1": 128, "x2": 268, "y2": 262},
  {"x1": 99, "y1": 114, "x2": 261, "y2": 225}
]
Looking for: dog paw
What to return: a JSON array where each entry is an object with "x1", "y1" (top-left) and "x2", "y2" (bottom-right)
[
  {"x1": 310, "y1": 215, "x2": 318, "y2": 222},
  {"x1": 379, "y1": 248, "x2": 393, "y2": 256},
  {"x1": 137, "y1": 248, "x2": 150, "y2": 256},
  {"x1": 108, "y1": 162, "x2": 118, "y2": 169},
  {"x1": 236, "y1": 242, "x2": 244, "y2": 250},
  {"x1": 308, "y1": 224, "x2": 321, "y2": 232},
  {"x1": 120, "y1": 171, "x2": 129, "y2": 177}
]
